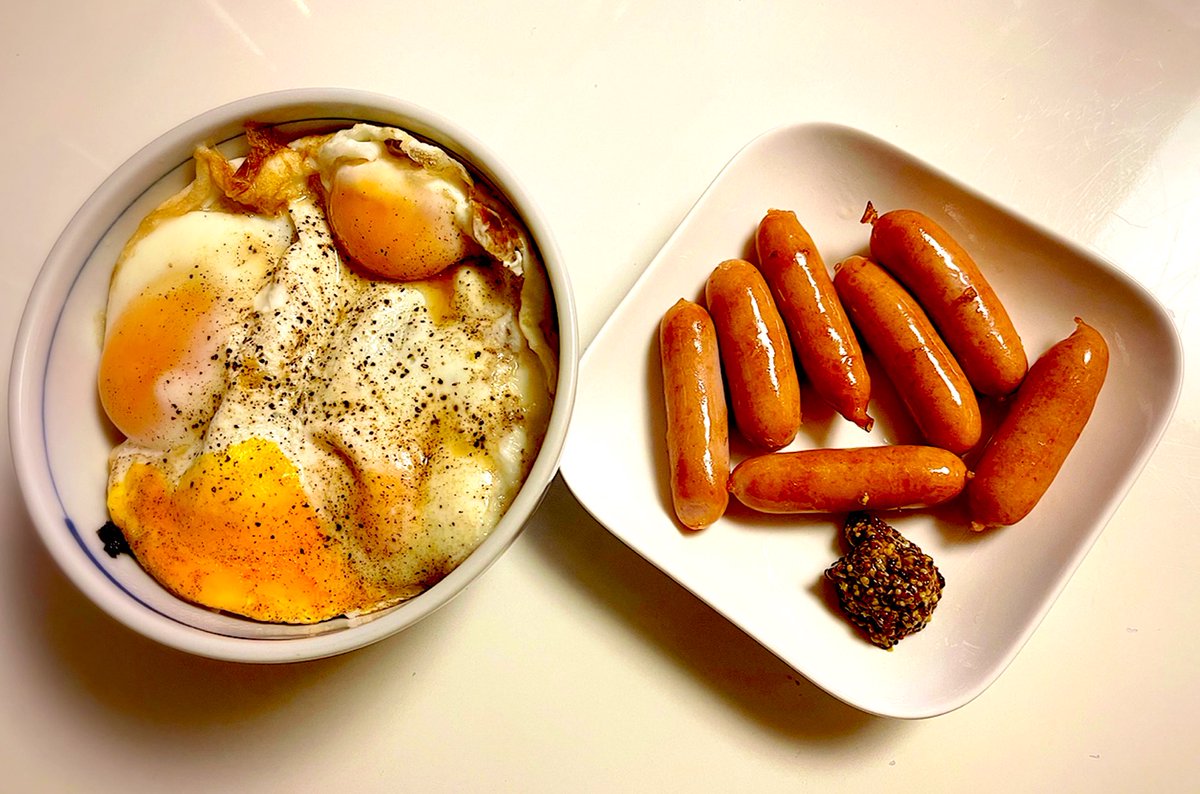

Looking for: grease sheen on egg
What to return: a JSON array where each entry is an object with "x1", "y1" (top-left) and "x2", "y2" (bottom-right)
[{"x1": 99, "y1": 123, "x2": 556, "y2": 624}]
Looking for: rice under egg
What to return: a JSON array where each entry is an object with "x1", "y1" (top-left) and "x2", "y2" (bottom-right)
[{"x1": 98, "y1": 123, "x2": 556, "y2": 624}]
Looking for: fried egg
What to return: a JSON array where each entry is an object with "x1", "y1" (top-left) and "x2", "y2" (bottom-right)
[
  {"x1": 317, "y1": 127, "x2": 475, "y2": 281},
  {"x1": 100, "y1": 124, "x2": 556, "y2": 623}
]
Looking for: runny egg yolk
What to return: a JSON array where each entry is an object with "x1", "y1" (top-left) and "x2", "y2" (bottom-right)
[
  {"x1": 326, "y1": 156, "x2": 471, "y2": 282},
  {"x1": 108, "y1": 437, "x2": 385, "y2": 624},
  {"x1": 98, "y1": 271, "x2": 221, "y2": 446},
  {"x1": 98, "y1": 210, "x2": 289, "y2": 448}
]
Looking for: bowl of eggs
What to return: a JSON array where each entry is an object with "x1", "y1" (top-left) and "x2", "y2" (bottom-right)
[{"x1": 10, "y1": 88, "x2": 578, "y2": 662}]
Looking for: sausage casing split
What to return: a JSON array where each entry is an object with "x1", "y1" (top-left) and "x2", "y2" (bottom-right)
[
  {"x1": 967, "y1": 318, "x2": 1108, "y2": 531},
  {"x1": 755, "y1": 209, "x2": 873, "y2": 431},
  {"x1": 866, "y1": 205, "x2": 1027, "y2": 396},
  {"x1": 728, "y1": 445, "x2": 967, "y2": 513},
  {"x1": 833, "y1": 256, "x2": 982, "y2": 454},
  {"x1": 660, "y1": 299, "x2": 730, "y2": 529},
  {"x1": 704, "y1": 259, "x2": 801, "y2": 450}
]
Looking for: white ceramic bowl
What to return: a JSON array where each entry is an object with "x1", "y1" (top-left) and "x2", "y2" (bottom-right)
[{"x1": 10, "y1": 88, "x2": 578, "y2": 663}]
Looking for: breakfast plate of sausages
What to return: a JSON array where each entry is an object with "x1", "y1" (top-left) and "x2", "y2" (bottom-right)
[{"x1": 559, "y1": 123, "x2": 1182, "y2": 718}]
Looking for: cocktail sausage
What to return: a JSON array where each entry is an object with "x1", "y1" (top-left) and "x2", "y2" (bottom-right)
[
  {"x1": 833, "y1": 255, "x2": 982, "y2": 455},
  {"x1": 967, "y1": 318, "x2": 1108, "y2": 530},
  {"x1": 660, "y1": 299, "x2": 730, "y2": 529},
  {"x1": 756, "y1": 209, "x2": 873, "y2": 431},
  {"x1": 864, "y1": 203, "x2": 1027, "y2": 396},
  {"x1": 705, "y1": 258, "x2": 801, "y2": 450},
  {"x1": 729, "y1": 445, "x2": 967, "y2": 513}
]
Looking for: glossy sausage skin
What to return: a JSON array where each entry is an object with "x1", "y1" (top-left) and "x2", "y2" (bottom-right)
[
  {"x1": 728, "y1": 445, "x2": 967, "y2": 513},
  {"x1": 704, "y1": 259, "x2": 801, "y2": 450},
  {"x1": 755, "y1": 209, "x2": 873, "y2": 431},
  {"x1": 866, "y1": 205, "x2": 1027, "y2": 396},
  {"x1": 833, "y1": 256, "x2": 982, "y2": 454},
  {"x1": 967, "y1": 318, "x2": 1108, "y2": 530},
  {"x1": 660, "y1": 299, "x2": 730, "y2": 529}
]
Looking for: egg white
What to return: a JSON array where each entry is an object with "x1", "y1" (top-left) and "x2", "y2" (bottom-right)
[{"x1": 101, "y1": 124, "x2": 555, "y2": 623}]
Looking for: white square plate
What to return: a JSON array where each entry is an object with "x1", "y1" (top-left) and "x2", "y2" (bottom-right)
[{"x1": 559, "y1": 123, "x2": 1182, "y2": 718}]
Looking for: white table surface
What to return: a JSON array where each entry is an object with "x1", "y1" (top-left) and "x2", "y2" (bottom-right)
[{"x1": 3, "y1": 2, "x2": 1198, "y2": 791}]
